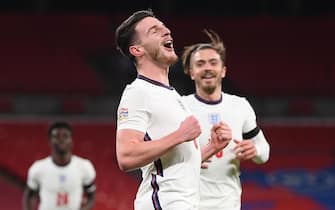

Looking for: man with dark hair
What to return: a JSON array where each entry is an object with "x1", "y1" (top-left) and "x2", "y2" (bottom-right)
[
  {"x1": 115, "y1": 9, "x2": 155, "y2": 62},
  {"x1": 115, "y1": 10, "x2": 232, "y2": 210},
  {"x1": 23, "y1": 121, "x2": 96, "y2": 210},
  {"x1": 182, "y1": 30, "x2": 270, "y2": 210}
]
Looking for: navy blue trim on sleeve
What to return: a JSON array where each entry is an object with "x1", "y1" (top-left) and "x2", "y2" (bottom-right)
[{"x1": 242, "y1": 126, "x2": 260, "y2": 139}]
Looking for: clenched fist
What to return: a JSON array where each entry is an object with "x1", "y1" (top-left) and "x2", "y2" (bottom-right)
[{"x1": 178, "y1": 115, "x2": 201, "y2": 143}]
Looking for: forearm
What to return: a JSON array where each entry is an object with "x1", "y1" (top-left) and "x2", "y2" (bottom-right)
[
  {"x1": 22, "y1": 200, "x2": 34, "y2": 210},
  {"x1": 252, "y1": 130, "x2": 270, "y2": 164},
  {"x1": 80, "y1": 193, "x2": 95, "y2": 210},
  {"x1": 117, "y1": 129, "x2": 184, "y2": 171},
  {"x1": 201, "y1": 143, "x2": 217, "y2": 163},
  {"x1": 22, "y1": 188, "x2": 37, "y2": 210}
]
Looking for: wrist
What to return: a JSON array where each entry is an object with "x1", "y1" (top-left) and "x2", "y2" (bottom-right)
[
  {"x1": 207, "y1": 141, "x2": 219, "y2": 154},
  {"x1": 170, "y1": 130, "x2": 186, "y2": 145}
]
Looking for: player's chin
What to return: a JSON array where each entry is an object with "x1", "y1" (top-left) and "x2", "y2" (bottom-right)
[
  {"x1": 202, "y1": 85, "x2": 216, "y2": 94},
  {"x1": 165, "y1": 53, "x2": 178, "y2": 65}
]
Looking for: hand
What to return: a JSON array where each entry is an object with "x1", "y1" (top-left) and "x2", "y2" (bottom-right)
[
  {"x1": 178, "y1": 115, "x2": 201, "y2": 143},
  {"x1": 201, "y1": 156, "x2": 213, "y2": 169},
  {"x1": 234, "y1": 139, "x2": 257, "y2": 161},
  {"x1": 214, "y1": 121, "x2": 232, "y2": 142},
  {"x1": 209, "y1": 121, "x2": 232, "y2": 151}
]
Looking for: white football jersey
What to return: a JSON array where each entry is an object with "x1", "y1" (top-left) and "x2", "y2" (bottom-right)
[
  {"x1": 183, "y1": 92, "x2": 269, "y2": 210},
  {"x1": 27, "y1": 155, "x2": 96, "y2": 210},
  {"x1": 117, "y1": 75, "x2": 201, "y2": 210}
]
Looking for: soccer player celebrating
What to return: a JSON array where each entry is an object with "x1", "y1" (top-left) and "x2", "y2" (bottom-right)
[
  {"x1": 182, "y1": 29, "x2": 270, "y2": 210},
  {"x1": 115, "y1": 10, "x2": 232, "y2": 210}
]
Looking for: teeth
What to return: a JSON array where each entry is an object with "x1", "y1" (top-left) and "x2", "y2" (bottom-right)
[
  {"x1": 163, "y1": 40, "x2": 173, "y2": 48},
  {"x1": 203, "y1": 73, "x2": 214, "y2": 78}
]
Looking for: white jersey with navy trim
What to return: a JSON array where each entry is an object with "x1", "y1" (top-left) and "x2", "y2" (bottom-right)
[
  {"x1": 26, "y1": 155, "x2": 96, "y2": 210},
  {"x1": 117, "y1": 75, "x2": 201, "y2": 210},
  {"x1": 183, "y1": 92, "x2": 269, "y2": 210}
]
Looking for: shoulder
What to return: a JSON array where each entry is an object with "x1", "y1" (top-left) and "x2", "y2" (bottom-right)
[
  {"x1": 120, "y1": 79, "x2": 151, "y2": 100},
  {"x1": 31, "y1": 156, "x2": 50, "y2": 167},
  {"x1": 28, "y1": 157, "x2": 51, "y2": 174},
  {"x1": 223, "y1": 92, "x2": 250, "y2": 105},
  {"x1": 125, "y1": 79, "x2": 152, "y2": 92},
  {"x1": 223, "y1": 93, "x2": 256, "y2": 117},
  {"x1": 182, "y1": 94, "x2": 196, "y2": 103},
  {"x1": 72, "y1": 156, "x2": 95, "y2": 170},
  {"x1": 72, "y1": 155, "x2": 91, "y2": 164},
  {"x1": 72, "y1": 156, "x2": 96, "y2": 179}
]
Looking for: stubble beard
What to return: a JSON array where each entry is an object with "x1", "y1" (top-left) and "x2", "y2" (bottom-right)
[
  {"x1": 150, "y1": 47, "x2": 178, "y2": 67},
  {"x1": 197, "y1": 77, "x2": 221, "y2": 95},
  {"x1": 164, "y1": 51, "x2": 178, "y2": 66},
  {"x1": 202, "y1": 84, "x2": 216, "y2": 95}
]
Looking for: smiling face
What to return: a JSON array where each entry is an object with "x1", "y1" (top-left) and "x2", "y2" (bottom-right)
[
  {"x1": 131, "y1": 17, "x2": 178, "y2": 66},
  {"x1": 190, "y1": 48, "x2": 226, "y2": 95}
]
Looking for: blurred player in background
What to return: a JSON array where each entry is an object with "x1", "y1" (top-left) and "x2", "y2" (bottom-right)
[
  {"x1": 182, "y1": 29, "x2": 270, "y2": 210},
  {"x1": 115, "y1": 10, "x2": 232, "y2": 210},
  {"x1": 22, "y1": 121, "x2": 96, "y2": 210}
]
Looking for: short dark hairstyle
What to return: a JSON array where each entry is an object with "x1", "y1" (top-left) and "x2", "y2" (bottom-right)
[
  {"x1": 115, "y1": 9, "x2": 155, "y2": 62},
  {"x1": 48, "y1": 121, "x2": 72, "y2": 138},
  {"x1": 182, "y1": 29, "x2": 226, "y2": 75}
]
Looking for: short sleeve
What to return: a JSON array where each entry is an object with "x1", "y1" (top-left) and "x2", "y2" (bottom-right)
[
  {"x1": 82, "y1": 160, "x2": 96, "y2": 186},
  {"x1": 26, "y1": 162, "x2": 40, "y2": 190},
  {"x1": 117, "y1": 85, "x2": 150, "y2": 133}
]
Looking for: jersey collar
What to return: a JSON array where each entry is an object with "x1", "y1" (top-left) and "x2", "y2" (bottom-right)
[
  {"x1": 137, "y1": 74, "x2": 174, "y2": 90},
  {"x1": 194, "y1": 93, "x2": 222, "y2": 105}
]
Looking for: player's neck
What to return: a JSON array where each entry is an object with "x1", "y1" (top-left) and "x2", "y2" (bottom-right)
[
  {"x1": 196, "y1": 88, "x2": 222, "y2": 102},
  {"x1": 52, "y1": 152, "x2": 72, "y2": 166},
  {"x1": 137, "y1": 61, "x2": 170, "y2": 86}
]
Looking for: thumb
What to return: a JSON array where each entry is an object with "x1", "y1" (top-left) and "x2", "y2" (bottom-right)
[
  {"x1": 233, "y1": 139, "x2": 241, "y2": 144},
  {"x1": 211, "y1": 124, "x2": 220, "y2": 131}
]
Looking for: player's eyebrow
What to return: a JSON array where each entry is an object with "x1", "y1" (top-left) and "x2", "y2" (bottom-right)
[
  {"x1": 195, "y1": 59, "x2": 206, "y2": 64},
  {"x1": 147, "y1": 25, "x2": 158, "y2": 34},
  {"x1": 146, "y1": 21, "x2": 165, "y2": 34},
  {"x1": 195, "y1": 57, "x2": 219, "y2": 62},
  {"x1": 209, "y1": 58, "x2": 219, "y2": 62}
]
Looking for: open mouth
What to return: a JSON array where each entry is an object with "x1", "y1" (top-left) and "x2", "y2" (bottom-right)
[
  {"x1": 163, "y1": 40, "x2": 173, "y2": 49},
  {"x1": 202, "y1": 72, "x2": 216, "y2": 79}
]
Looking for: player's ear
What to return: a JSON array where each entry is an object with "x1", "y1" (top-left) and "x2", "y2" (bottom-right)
[
  {"x1": 129, "y1": 45, "x2": 143, "y2": 58},
  {"x1": 221, "y1": 65, "x2": 227, "y2": 78},
  {"x1": 190, "y1": 68, "x2": 196, "y2": 80}
]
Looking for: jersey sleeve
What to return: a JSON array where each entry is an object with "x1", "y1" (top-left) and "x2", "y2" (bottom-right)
[
  {"x1": 242, "y1": 98, "x2": 257, "y2": 133},
  {"x1": 26, "y1": 162, "x2": 40, "y2": 191},
  {"x1": 117, "y1": 85, "x2": 150, "y2": 133},
  {"x1": 82, "y1": 160, "x2": 96, "y2": 186},
  {"x1": 251, "y1": 130, "x2": 270, "y2": 164},
  {"x1": 241, "y1": 98, "x2": 270, "y2": 164}
]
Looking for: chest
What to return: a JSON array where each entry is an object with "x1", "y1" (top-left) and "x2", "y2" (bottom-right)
[
  {"x1": 149, "y1": 90, "x2": 189, "y2": 131},
  {"x1": 39, "y1": 165, "x2": 83, "y2": 192},
  {"x1": 191, "y1": 104, "x2": 245, "y2": 143}
]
